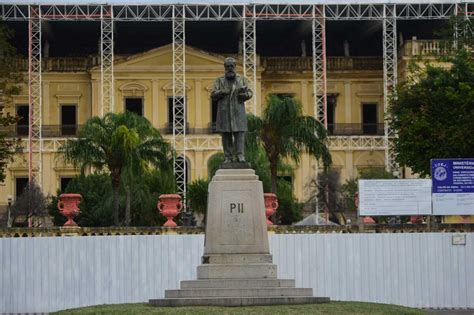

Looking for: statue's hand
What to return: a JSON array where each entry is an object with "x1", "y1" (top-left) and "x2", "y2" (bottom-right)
[{"x1": 212, "y1": 89, "x2": 229, "y2": 100}]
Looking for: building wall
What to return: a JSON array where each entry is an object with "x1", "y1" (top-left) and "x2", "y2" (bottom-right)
[{"x1": 1, "y1": 45, "x2": 392, "y2": 208}]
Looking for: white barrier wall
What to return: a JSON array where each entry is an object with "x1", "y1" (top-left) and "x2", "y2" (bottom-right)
[{"x1": 1, "y1": 233, "x2": 473, "y2": 313}]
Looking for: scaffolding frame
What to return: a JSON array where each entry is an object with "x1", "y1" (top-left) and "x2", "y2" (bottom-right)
[
  {"x1": 28, "y1": 5, "x2": 42, "y2": 188},
  {"x1": 172, "y1": 5, "x2": 187, "y2": 201},
  {"x1": 312, "y1": 4, "x2": 327, "y2": 219},
  {"x1": 383, "y1": 4, "x2": 398, "y2": 174},
  {"x1": 100, "y1": 6, "x2": 114, "y2": 116},
  {"x1": 1, "y1": 3, "x2": 468, "y2": 21},
  {"x1": 243, "y1": 4, "x2": 257, "y2": 114},
  {"x1": 1, "y1": 1, "x2": 470, "y2": 212}
]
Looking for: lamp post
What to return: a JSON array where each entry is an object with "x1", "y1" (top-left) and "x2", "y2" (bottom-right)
[{"x1": 7, "y1": 195, "x2": 13, "y2": 227}]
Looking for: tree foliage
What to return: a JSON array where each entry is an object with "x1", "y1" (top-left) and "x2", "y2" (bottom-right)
[
  {"x1": 246, "y1": 95, "x2": 331, "y2": 193},
  {"x1": 11, "y1": 181, "x2": 48, "y2": 226},
  {"x1": 340, "y1": 168, "x2": 395, "y2": 212},
  {"x1": 59, "y1": 112, "x2": 173, "y2": 225},
  {"x1": 389, "y1": 49, "x2": 474, "y2": 176},
  {"x1": 0, "y1": 23, "x2": 22, "y2": 182}
]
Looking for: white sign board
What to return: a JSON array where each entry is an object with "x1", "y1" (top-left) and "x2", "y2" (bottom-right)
[{"x1": 359, "y1": 179, "x2": 432, "y2": 216}]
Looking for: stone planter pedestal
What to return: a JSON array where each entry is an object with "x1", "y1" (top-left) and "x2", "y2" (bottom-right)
[
  {"x1": 158, "y1": 194, "x2": 182, "y2": 227},
  {"x1": 57, "y1": 193, "x2": 81, "y2": 227},
  {"x1": 264, "y1": 193, "x2": 278, "y2": 225}
]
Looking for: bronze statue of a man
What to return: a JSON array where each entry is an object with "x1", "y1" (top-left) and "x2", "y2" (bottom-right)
[{"x1": 211, "y1": 57, "x2": 253, "y2": 163}]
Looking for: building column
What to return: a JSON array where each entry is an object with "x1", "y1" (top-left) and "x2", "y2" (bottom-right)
[
  {"x1": 345, "y1": 150, "x2": 354, "y2": 179},
  {"x1": 152, "y1": 79, "x2": 159, "y2": 127},
  {"x1": 344, "y1": 80, "x2": 352, "y2": 123}
]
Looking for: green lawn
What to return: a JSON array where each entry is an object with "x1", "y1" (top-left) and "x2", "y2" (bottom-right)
[{"x1": 52, "y1": 301, "x2": 424, "y2": 315}]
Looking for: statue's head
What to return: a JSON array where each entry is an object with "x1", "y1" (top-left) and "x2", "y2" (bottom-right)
[{"x1": 224, "y1": 57, "x2": 236, "y2": 80}]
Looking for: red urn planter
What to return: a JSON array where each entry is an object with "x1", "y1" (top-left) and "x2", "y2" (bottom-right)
[
  {"x1": 157, "y1": 194, "x2": 182, "y2": 227},
  {"x1": 57, "y1": 193, "x2": 81, "y2": 227},
  {"x1": 264, "y1": 193, "x2": 279, "y2": 225}
]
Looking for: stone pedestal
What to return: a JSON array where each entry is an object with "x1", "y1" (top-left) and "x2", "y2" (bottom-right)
[{"x1": 150, "y1": 168, "x2": 329, "y2": 307}]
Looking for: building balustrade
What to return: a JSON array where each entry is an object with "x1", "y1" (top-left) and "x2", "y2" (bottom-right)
[
  {"x1": 262, "y1": 56, "x2": 383, "y2": 72},
  {"x1": 1, "y1": 123, "x2": 386, "y2": 138},
  {"x1": 327, "y1": 123, "x2": 384, "y2": 136},
  {"x1": 13, "y1": 57, "x2": 98, "y2": 72},
  {"x1": 0, "y1": 124, "x2": 82, "y2": 137},
  {"x1": 400, "y1": 39, "x2": 451, "y2": 57}
]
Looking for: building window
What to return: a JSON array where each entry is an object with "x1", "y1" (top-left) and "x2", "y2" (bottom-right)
[
  {"x1": 125, "y1": 97, "x2": 143, "y2": 116},
  {"x1": 210, "y1": 99, "x2": 218, "y2": 133},
  {"x1": 273, "y1": 93, "x2": 295, "y2": 100},
  {"x1": 61, "y1": 105, "x2": 77, "y2": 136},
  {"x1": 362, "y1": 103, "x2": 378, "y2": 135},
  {"x1": 15, "y1": 177, "x2": 29, "y2": 199},
  {"x1": 167, "y1": 97, "x2": 186, "y2": 133},
  {"x1": 16, "y1": 105, "x2": 29, "y2": 136},
  {"x1": 327, "y1": 94, "x2": 337, "y2": 135},
  {"x1": 60, "y1": 177, "x2": 73, "y2": 193}
]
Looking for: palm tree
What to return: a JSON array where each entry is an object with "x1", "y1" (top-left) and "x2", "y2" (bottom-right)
[
  {"x1": 60, "y1": 112, "x2": 172, "y2": 226},
  {"x1": 246, "y1": 94, "x2": 332, "y2": 193}
]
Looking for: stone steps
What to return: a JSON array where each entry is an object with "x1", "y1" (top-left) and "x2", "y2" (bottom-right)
[
  {"x1": 150, "y1": 296, "x2": 330, "y2": 307},
  {"x1": 165, "y1": 287, "x2": 313, "y2": 298},
  {"x1": 181, "y1": 278, "x2": 295, "y2": 289},
  {"x1": 202, "y1": 253, "x2": 273, "y2": 264},
  {"x1": 197, "y1": 263, "x2": 277, "y2": 279}
]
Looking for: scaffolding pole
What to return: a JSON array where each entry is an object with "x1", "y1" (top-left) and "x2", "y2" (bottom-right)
[
  {"x1": 172, "y1": 5, "x2": 187, "y2": 203},
  {"x1": 243, "y1": 4, "x2": 257, "y2": 114},
  {"x1": 383, "y1": 4, "x2": 398, "y2": 174},
  {"x1": 100, "y1": 5, "x2": 114, "y2": 116},
  {"x1": 28, "y1": 5, "x2": 42, "y2": 188},
  {"x1": 456, "y1": 3, "x2": 473, "y2": 44},
  {"x1": 312, "y1": 4, "x2": 327, "y2": 223}
]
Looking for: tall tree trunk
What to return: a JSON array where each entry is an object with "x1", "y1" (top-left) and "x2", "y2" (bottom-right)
[
  {"x1": 111, "y1": 175, "x2": 121, "y2": 226},
  {"x1": 270, "y1": 159, "x2": 278, "y2": 193},
  {"x1": 125, "y1": 184, "x2": 131, "y2": 226}
]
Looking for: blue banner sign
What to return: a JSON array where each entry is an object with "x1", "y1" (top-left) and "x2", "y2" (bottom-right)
[
  {"x1": 431, "y1": 159, "x2": 474, "y2": 215},
  {"x1": 432, "y1": 159, "x2": 474, "y2": 193}
]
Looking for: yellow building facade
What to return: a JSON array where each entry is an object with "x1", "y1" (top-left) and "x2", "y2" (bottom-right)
[{"x1": 1, "y1": 40, "x2": 436, "y2": 210}]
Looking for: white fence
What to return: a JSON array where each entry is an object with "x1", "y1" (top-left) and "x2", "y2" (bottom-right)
[{"x1": 1, "y1": 233, "x2": 473, "y2": 313}]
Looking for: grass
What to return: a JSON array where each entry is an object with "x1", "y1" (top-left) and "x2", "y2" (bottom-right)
[{"x1": 51, "y1": 301, "x2": 424, "y2": 315}]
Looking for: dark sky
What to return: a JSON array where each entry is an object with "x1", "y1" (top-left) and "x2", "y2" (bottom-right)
[{"x1": 5, "y1": 19, "x2": 448, "y2": 58}]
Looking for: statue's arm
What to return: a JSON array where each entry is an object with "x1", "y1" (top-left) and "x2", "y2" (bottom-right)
[
  {"x1": 211, "y1": 79, "x2": 227, "y2": 101},
  {"x1": 239, "y1": 78, "x2": 253, "y2": 102}
]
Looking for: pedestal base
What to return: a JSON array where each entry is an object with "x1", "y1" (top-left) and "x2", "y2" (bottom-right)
[{"x1": 149, "y1": 169, "x2": 329, "y2": 307}]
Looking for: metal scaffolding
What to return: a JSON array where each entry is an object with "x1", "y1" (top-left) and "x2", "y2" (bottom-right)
[
  {"x1": 28, "y1": 5, "x2": 42, "y2": 188},
  {"x1": 0, "y1": 0, "x2": 469, "y2": 209},
  {"x1": 100, "y1": 5, "x2": 114, "y2": 116},
  {"x1": 312, "y1": 5, "x2": 327, "y2": 128},
  {"x1": 312, "y1": 4, "x2": 327, "y2": 220},
  {"x1": 1, "y1": 3, "x2": 465, "y2": 21},
  {"x1": 172, "y1": 5, "x2": 187, "y2": 201},
  {"x1": 383, "y1": 4, "x2": 398, "y2": 174},
  {"x1": 243, "y1": 4, "x2": 257, "y2": 114}
]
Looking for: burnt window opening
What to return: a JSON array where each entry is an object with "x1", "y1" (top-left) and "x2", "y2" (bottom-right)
[
  {"x1": 16, "y1": 105, "x2": 29, "y2": 136},
  {"x1": 362, "y1": 103, "x2": 378, "y2": 135},
  {"x1": 327, "y1": 94, "x2": 337, "y2": 135},
  {"x1": 125, "y1": 98, "x2": 143, "y2": 116},
  {"x1": 273, "y1": 93, "x2": 295, "y2": 100},
  {"x1": 15, "y1": 177, "x2": 29, "y2": 199},
  {"x1": 60, "y1": 177, "x2": 73, "y2": 193},
  {"x1": 61, "y1": 105, "x2": 77, "y2": 136}
]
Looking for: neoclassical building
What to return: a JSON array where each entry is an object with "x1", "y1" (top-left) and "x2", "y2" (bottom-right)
[{"x1": 0, "y1": 39, "x2": 440, "y2": 211}]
